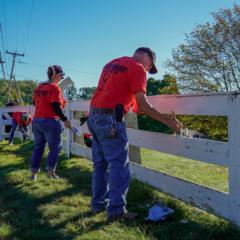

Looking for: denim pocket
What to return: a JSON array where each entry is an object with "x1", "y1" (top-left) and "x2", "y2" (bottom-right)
[
  {"x1": 116, "y1": 122, "x2": 127, "y2": 142},
  {"x1": 94, "y1": 115, "x2": 115, "y2": 141}
]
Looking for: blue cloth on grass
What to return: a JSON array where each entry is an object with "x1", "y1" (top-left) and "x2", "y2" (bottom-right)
[{"x1": 145, "y1": 204, "x2": 174, "y2": 221}]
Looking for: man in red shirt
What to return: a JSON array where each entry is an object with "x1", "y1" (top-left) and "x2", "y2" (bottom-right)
[
  {"x1": 87, "y1": 47, "x2": 182, "y2": 222},
  {"x1": 30, "y1": 65, "x2": 71, "y2": 181}
]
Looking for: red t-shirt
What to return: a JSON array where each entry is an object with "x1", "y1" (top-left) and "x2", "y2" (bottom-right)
[
  {"x1": 17, "y1": 113, "x2": 32, "y2": 126},
  {"x1": 91, "y1": 56, "x2": 147, "y2": 113},
  {"x1": 12, "y1": 112, "x2": 21, "y2": 122},
  {"x1": 33, "y1": 82, "x2": 66, "y2": 119}
]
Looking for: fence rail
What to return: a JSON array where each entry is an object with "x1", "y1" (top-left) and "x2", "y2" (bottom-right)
[{"x1": 1, "y1": 91, "x2": 240, "y2": 226}]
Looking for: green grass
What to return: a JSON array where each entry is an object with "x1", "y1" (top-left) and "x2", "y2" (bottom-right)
[
  {"x1": 0, "y1": 140, "x2": 239, "y2": 240},
  {"x1": 141, "y1": 148, "x2": 228, "y2": 192}
]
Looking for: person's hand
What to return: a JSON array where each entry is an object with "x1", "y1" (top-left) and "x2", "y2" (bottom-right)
[
  {"x1": 82, "y1": 111, "x2": 88, "y2": 117},
  {"x1": 80, "y1": 117, "x2": 88, "y2": 126},
  {"x1": 63, "y1": 120, "x2": 71, "y2": 129},
  {"x1": 80, "y1": 111, "x2": 89, "y2": 125},
  {"x1": 166, "y1": 111, "x2": 183, "y2": 134}
]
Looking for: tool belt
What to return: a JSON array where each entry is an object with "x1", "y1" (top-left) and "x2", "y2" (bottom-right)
[
  {"x1": 90, "y1": 104, "x2": 124, "y2": 122},
  {"x1": 90, "y1": 107, "x2": 115, "y2": 115}
]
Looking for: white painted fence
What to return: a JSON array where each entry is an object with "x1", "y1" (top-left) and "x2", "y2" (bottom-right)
[{"x1": 1, "y1": 92, "x2": 240, "y2": 226}]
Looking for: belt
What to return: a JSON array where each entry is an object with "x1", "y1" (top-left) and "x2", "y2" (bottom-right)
[{"x1": 90, "y1": 107, "x2": 115, "y2": 115}]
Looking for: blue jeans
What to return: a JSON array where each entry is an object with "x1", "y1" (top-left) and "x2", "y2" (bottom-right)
[
  {"x1": 9, "y1": 120, "x2": 17, "y2": 144},
  {"x1": 87, "y1": 113, "x2": 130, "y2": 217},
  {"x1": 19, "y1": 126, "x2": 28, "y2": 142},
  {"x1": 31, "y1": 118, "x2": 62, "y2": 173}
]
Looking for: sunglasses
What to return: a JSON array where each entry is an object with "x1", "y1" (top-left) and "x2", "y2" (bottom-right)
[{"x1": 57, "y1": 73, "x2": 65, "y2": 79}]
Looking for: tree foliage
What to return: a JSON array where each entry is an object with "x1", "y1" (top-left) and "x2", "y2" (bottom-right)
[
  {"x1": 138, "y1": 75, "x2": 179, "y2": 134},
  {"x1": 167, "y1": 4, "x2": 240, "y2": 92},
  {"x1": 147, "y1": 74, "x2": 179, "y2": 95},
  {"x1": 0, "y1": 80, "x2": 9, "y2": 106},
  {"x1": 68, "y1": 85, "x2": 78, "y2": 100},
  {"x1": 137, "y1": 76, "x2": 227, "y2": 141},
  {"x1": 18, "y1": 80, "x2": 38, "y2": 105},
  {"x1": 179, "y1": 115, "x2": 227, "y2": 141},
  {"x1": 78, "y1": 87, "x2": 96, "y2": 100},
  {"x1": 0, "y1": 79, "x2": 37, "y2": 107}
]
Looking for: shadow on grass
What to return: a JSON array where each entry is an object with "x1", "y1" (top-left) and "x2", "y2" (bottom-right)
[
  {"x1": 0, "y1": 141, "x2": 240, "y2": 240},
  {"x1": 0, "y1": 141, "x2": 105, "y2": 239}
]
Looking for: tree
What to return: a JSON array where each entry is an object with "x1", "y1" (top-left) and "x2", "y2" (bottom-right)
[
  {"x1": 68, "y1": 85, "x2": 78, "y2": 100},
  {"x1": 18, "y1": 80, "x2": 37, "y2": 104},
  {"x1": 167, "y1": 4, "x2": 240, "y2": 92},
  {"x1": 159, "y1": 74, "x2": 179, "y2": 94},
  {"x1": 0, "y1": 80, "x2": 9, "y2": 106},
  {"x1": 137, "y1": 76, "x2": 227, "y2": 141},
  {"x1": 138, "y1": 75, "x2": 179, "y2": 134},
  {"x1": 146, "y1": 78, "x2": 162, "y2": 95},
  {"x1": 0, "y1": 79, "x2": 37, "y2": 106},
  {"x1": 78, "y1": 87, "x2": 96, "y2": 100},
  {"x1": 147, "y1": 75, "x2": 179, "y2": 96}
]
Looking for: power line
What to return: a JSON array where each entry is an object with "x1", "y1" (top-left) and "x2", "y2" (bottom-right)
[
  {"x1": 6, "y1": 51, "x2": 24, "y2": 80},
  {"x1": 17, "y1": 61, "x2": 99, "y2": 75},
  {"x1": 0, "y1": 23, "x2": 5, "y2": 53},
  {"x1": 0, "y1": 52, "x2": 6, "y2": 80},
  {"x1": 2, "y1": 0, "x2": 9, "y2": 51},
  {"x1": 13, "y1": 73, "x2": 40, "y2": 81},
  {"x1": 6, "y1": 50, "x2": 24, "y2": 102},
  {"x1": 1, "y1": 0, "x2": 10, "y2": 74},
  {"x1": 15, "y1": 0, "x2": 18, "y2": 50},
  {"x1": 0, "y1": 70, "x2": 41, "y2": 82},
  {"x1": 64, "y1": 67, "x2": 99, "y2": 75},
  {"x1": 0, "y1": 22, "x2": 9, "y2": 75},
  {"x1": 24, "y1": 0, "x2": 34, "y2": 53}
]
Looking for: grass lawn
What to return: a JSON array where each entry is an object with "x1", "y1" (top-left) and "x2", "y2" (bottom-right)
[
  {"x1": 0, "y1": 140, "x2": 239, "y2": 240},
  {"x1": 141, "y1": 148, "x2": 228, "y2": 192}
]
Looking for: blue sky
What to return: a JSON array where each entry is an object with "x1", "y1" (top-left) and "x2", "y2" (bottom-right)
[{"x1": 0, "y1": 0, "x2": 238, "y2": 88}]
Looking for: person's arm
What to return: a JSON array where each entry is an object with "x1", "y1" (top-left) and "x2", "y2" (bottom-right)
[
  {"x1": 135, "y1": 92, "x2": 182, "y2": 133},
  {"x1": 51, "y1": 102, "x2": 68, "y2": 121},
  {"x1": 51, "y1": 102, "x2": 71, "y2": 129},
  {"x1": 50, "y1": 86, "x2": 71, "y2": 129}
]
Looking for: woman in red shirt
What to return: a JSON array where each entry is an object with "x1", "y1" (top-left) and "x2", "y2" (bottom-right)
[{"x1": 30, "y1": 65, "x2": 71, "y2": 181}]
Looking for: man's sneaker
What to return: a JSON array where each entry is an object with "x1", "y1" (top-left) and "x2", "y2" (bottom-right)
[
  {"x1": 30, "y1": 174, "x2": 37, "y2": 181},
  {"x1": 107, "y1": 212, "x2": 138, "y2": 222},
  {"x1": 47, "y1": 172, "x2": 60, "y2": 179}
]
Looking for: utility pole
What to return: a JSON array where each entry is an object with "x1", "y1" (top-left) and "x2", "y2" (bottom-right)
[
  {"x1": 13, "y1": 75, "x2": 23, "y2": 104},
  {"x1": 0, "y1": 52, "x2": 6, "y2": 81},
  {"x1": 6, "y1": 50, "x2": 24, "y2": 103}
]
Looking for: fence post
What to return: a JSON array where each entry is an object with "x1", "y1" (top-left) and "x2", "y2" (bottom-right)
[
  {"x1": 0, "y1": 109, "x2": 3, "y2": 141},
  {"x1": 29, "y1": 106, "x2": 35, "y2": 141},
  {"x1": 72, "y1": 110, "x2": 86, "y2": 146},
  {"x1": 125, "y1": 112, "x2": 141, "y2": 164},
  {"x1": 228, "y1": 93, "x2": 240, "y2": 226},
  {"x1": 63, "y1": 91, "x2": 72, "y2": 158}
]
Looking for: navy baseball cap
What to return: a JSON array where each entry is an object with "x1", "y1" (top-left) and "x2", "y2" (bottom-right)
[{"x1": 135, "y1": 47, "x2": 158, "y2": 74}]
